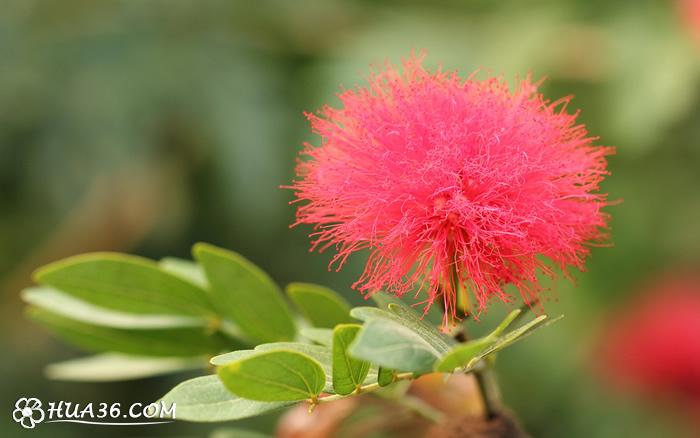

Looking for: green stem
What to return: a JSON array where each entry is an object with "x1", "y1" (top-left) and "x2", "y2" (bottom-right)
[
  {"x1": 473, "y1": 365, "x2": 501, "y2": 419},
  {"x1": 444, "y1": 263, "x2": 504, "y2": 420},
  {"x1": 316, "y1": 372, "x2": 444, "y2": 423},
  {"x1": 315, "y1": 372, "x2": 415, "y2": 404}
]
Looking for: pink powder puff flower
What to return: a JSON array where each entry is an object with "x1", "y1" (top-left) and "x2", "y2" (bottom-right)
[
  {"x1": 289, "y1": 52, "x2": 612, "y2": 326},
  {"x1": 596, "y1": 275, "x2": 700, "y2": 424},
  {"x1": 679, "y1": 0, "x2": 700, "y2": 46}
]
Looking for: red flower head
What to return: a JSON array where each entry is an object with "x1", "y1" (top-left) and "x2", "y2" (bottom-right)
[
  {"x1": 597, "y1": 275, "x2": 700, "y2": 420},
  {"x1": 289, "y1": 53, "x2": 612, "y2": 326}
]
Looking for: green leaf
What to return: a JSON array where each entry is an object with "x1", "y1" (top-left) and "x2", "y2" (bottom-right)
[
  {"x1": 194, "y1": 243, "x2": 296, "y2": 343},
  {"x1": 434, "y1": 337, "x2": 493, "y2": 372},
  {"x1": 210, "y1": 350, "x2": 257, "y2": 366},
  {"x1": 160, "y1": 376, "x2": 292, "y2": 422},
  {"x1": 489, "y1": 308, "x2": 522, "y2": 338},
  {"x1": 349, "y1": 318, "x2": 441, "y2": 374},
  {"x1": 22, "y1": 287, "x2": 206, "y2": 329},
  {"x1": 217, "y1": 350, "x2": 326, "y2": 402},
  {"x1": 217, "y1": 320, "x2": 250, "y2": 342},
  {"x1": 471, "y1": 315, "x2": 562, "y2": 364},
  {"x1": 159, "y1": 257, "x2": 208, "y2": 288},
  {"x1": 386, "y1": 303, "x2": 453, "y2": 354},
  {"x1": 28, "y1": 307, "x2": 226, "y2": 357},
  {"x1": 371, "y1": 291, "x2": 402, "y2": 310},
  {"x1": 432, "y1": 309, "x2": 522, "y2": 373},
  {"x1": 332, "y1": 324, "x2": 371, "y2": 395},
  {"x1": 377, "y1": 367, "x2": 395, "y2": 387},
  {"x1": 350, "y1": 307, "x2": 453, "y2": 355},
  {"x1": 258, "y1": 341, "x2": 377, "y2": 391},
  {"x1": 212, "y1": 342, "x2": 336, "y2": 392},
  {"x1": 255, "y1": 342, "x2": 334, "y2": 393},
  {"x1": 371, "y1": 291, "x2": 443, "y2": 327},
  {"x1": 45, "y1": 354, "x2": 205, "y2": 381},
  {"x1": 435, "y1": 311, "x2": 557, "y2": 372},
  {"x1": 300, "y1": 327, "x2": 333, "y2": 347},
  {"x1": 286, "y1": 283, "x2": 352, "y2": 328},
  {"x1": 33, "y1": 253, "x2": 213, "y2": 317}
]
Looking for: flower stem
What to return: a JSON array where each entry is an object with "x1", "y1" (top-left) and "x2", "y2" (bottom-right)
[
  {"x1": 473, "y1": 365, "x2": 501, "y2": 419},
  {"x1": 442, "y1": 264, "x2": 504, "y2": 420}
]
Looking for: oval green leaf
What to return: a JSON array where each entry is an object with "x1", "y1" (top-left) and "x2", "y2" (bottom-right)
[
  {"x1": 249, "y1": 341, "x2": 376, "y2": 392},
  {"x1": 33, "y1": 253, "x2": 214, "y2": 317},
  {"x1": 349, "y1": 318, "x2": 441, "y2": 374},
  {"x1": 194, "y1": 243, "x2": 296, "y2": 343},
  {"x1": 159, "y1": 257, "x2": 208, "y2": 289},
  {"x1": 332, "y1": 324, "x2": 371, "y2": 395},
  {"x1": 371, "y1": 291, "x2": 443, "y2": 327},
  {"x1": 350, "y1": 306, "x2": 453, "y2": 355},
  {"x1": 300, "y1": 327, "x2": 333, "y2": 347},
  {"x1": 46, "y1": 353, "x2": 206, "y2": 381},
  {"x1": 210, "y1": 349, "x2": 257, "y2": 366},
  {"x1": 286, "y1": 283, "x2": 353, "y2": 328},
  {"x1": 22, "y1": 287, "x2": 206, "y2": 329},
  {"x1": 28, "y1": 307, "x2": 226, "y2": 357},
  {"x1": 217, "y1": 350, "x2": 326, "y2": 402},
  {"x1": 160, "y1": 375, "x2": 292, "y2": 422},
  {"x1": 255, "y1": 342, "x2": 333, "y2": 393},
  {"x1": 377, "y1": 367, "x2": 395, "y2": 387}
]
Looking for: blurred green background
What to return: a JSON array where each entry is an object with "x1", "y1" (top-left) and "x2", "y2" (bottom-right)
[{"x1": 2, "y1": 0, "x2": 699, "y2": 436}]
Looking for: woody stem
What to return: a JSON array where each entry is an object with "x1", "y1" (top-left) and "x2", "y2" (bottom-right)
[
  {"x1": 444, "y1": 264, "x2": 502, "y2": 419},
  {"x1": 473, "y1": 364, "x2": 501, "y2": 419}
]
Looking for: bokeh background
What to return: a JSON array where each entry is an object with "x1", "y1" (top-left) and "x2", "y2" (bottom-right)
[{"x1": 2, "y1": 0, "x2": 700, "y2": 436}]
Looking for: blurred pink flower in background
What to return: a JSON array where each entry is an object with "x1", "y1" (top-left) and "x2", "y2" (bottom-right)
[
  {"x1": 597, "y1": 274, "x2": 700, "y2": 422},
  {"x1": 679, "y1": 0, "x2": 700, "y2": 45},
  {"x1": 290, "y1": 52, "x2": 612, "y2": 325}
]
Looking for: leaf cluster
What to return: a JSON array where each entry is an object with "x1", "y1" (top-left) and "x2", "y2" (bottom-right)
[{"x1": 23, "y1": 243, "x2": 560, "y2": 422}]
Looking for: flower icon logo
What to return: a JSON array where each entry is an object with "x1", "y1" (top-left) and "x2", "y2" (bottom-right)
[{"x1": 13, "y1": 398, "x2": 45, "y2": 429}]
